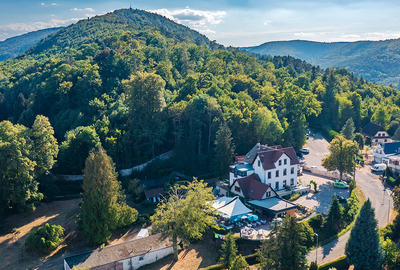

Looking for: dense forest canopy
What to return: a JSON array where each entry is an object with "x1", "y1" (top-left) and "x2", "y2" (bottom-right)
[{"x1": 1, "y1": 8, "x2": 400, "y2": 177}]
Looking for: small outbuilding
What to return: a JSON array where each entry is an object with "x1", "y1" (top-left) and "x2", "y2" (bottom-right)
[
  {"x1": 63, "y1": 234, "x2": 172, "y2": 270},
  {"x1": 144, "y1": 188, "x2": 165, "y2": 203}
]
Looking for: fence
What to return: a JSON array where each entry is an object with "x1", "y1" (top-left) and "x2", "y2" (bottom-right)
[
  {"x1": 303, "y1": 166, "x2": 351, "y2": 181},
  {"x1": 56, "y1": 150, "x2": 174, "y2": 181}
]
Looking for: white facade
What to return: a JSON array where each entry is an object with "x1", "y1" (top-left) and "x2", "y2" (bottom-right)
[
  {"x1": 372, "y1": 131, "x2": 392, "y2": 145},
  {"x1": 373, "y1": 144, "x2": 386, "y2": 163},
  {"x1": 253, "y1": 154, "x2": 298, "y2": 191},
  {"x1": 64, "y1": 246, "x2": 173, "y2": 270},
  {"x1": 389, "y1": 155, "x2": 400, "y2": 175},
  {"x1": 121, "y1": 246, "x2": 174, "y2": 270}
]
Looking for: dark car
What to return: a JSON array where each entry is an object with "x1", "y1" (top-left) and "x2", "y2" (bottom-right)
[
  {"x1": 296, "y1": 152, "x2": 304, "y2": 159},
  {"x1": 337, "y1": 195, "x2": 347, "y2": 203}
]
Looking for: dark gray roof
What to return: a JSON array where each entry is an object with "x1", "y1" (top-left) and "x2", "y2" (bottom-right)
[
  {"x1": 383, "y1": 142, "x2": 400, "y2": 155},
  {"x1": 144, "y1": 188, "x2": 165, "y2": 199},
  {"x1": 361, "y1": 122, "x2": 386, "y2": 137},
  {"x1": 248, "y1": 197, "x2": 297, "y2": 214},
  {"x1": 64, "y1": 234, "x2": 171, "y2": 269},
  {"x1": 241, "y1": 143, "x2": 281, "y2": 164}
]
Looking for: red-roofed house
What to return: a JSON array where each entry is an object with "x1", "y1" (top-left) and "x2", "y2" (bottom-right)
[
  {"x1": 230, "y1": 174, "x2": 278, "y2": 200},
  {"x1": 229, "y1": 144, "x2": 300, "y2": 191}
]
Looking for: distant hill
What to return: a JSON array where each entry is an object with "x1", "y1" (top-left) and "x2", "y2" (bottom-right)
[
  {"x1": 0, "y1": 27, "x2": 62, "y2": 61},
  {"x1": 243, "y1": 39, "x2": 400, "y2": 89},
  {"x1": 24, "y1": 9, "x2": 214, "y2": 57}
]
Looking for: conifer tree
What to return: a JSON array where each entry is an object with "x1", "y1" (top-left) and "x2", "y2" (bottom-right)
[
  {"x1": 30, "y1": 115, "x2": 59, "y2": 175},
  {"x1": 325, "y1": 196, "x2": 343, "y2": 232},
  {"x1": 277, "y1": 216, "x2": 308, "y2": 270},
  {"x1": 80, "y1": 147, "x2": 137, "y2": 246},
  {"x1": 341, "y1": 118, "x2": 355, "y2": 140},
  {"x1": 231, "y1": 254, "x2": 250, "y2": 270},
  {"x1": 220, "y1": 233, "x2": 238, "y2": 269},
  {"x1": 214, "y1": 122, "x2": 235, "y2": 175},
  {"x1": 345, "y1": 199, "x2": 383, "y2": 269},
  {"x1": 393, "y1": 126, "x2": 400, "y2": 141}
]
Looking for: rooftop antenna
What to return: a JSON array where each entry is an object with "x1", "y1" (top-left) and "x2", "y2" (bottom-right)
[{"x1": 130, "y1": 3, "x2": 132, "y2": 9}]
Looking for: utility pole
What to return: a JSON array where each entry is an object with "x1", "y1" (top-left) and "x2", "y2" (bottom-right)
[{"x1": 315, "y1": 233, "x2": 318, "y2": 264}]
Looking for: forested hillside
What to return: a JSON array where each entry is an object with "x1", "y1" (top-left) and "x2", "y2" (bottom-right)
[
  {"x1": 1, "y1": 8, "x2": 400, "y2": 181},
  {"x1": 244, "y1": 39, "x2": 400, "y2": 89},
  {"x1": 0, "y1": 27, "x2": 62, "y2": 61}
]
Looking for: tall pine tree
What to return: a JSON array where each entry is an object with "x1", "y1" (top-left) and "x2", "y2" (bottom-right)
[
  {"x1": 214, "y1": 122, "x2": 235, "y2": 175},
  {"x1": 325, "y1": 195, "x2": 343, "y2": 232},
  {"x1": 80, "y1": 147, "x2": 137, "y2": 246},
  {"x1": 220, "y1": 233, "x2": 238, "y2": 269},
  {"x1": 345, "y1": 199, "x2": 383, "y2": 269},
  {"x1": 341, "y1": 118, "x2": 355, "y2": 140}
]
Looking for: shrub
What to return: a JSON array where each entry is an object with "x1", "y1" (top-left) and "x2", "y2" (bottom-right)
[
  {"x1": 25, "y1": 223, "x2": 64, "y2": 253},
  {"x1": 308, "y1": 214, "x2": 324, "y2": 230},
  {"x1": 309, "y1": 261, "x2": 318, "y2": 270},
  {"x1": 319, "y1": 256, "x2": 348, "y2": 270},
  {"x1": 288, "y1": 192, "x2": 301, "y2": 201}
]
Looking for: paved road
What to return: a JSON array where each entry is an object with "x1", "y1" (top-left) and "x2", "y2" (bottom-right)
[{"x1": 305, "y1": 134, "x2": 393, "y2": 265}]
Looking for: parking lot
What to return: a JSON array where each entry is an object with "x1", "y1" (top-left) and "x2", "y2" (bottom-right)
[
  {"x1": 294, "y1": 173, "x2": 349, "y2": 215},
  {"x1": 295, "y1": 133, "x2": 349, "y2": 215}
]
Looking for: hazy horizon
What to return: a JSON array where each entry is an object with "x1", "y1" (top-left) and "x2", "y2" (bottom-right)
[{"x1": 1, "y1": 1, "x2": 400, "y2": 47}]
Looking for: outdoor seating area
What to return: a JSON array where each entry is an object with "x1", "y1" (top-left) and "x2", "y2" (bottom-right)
[{"x1": 217, "y1": 213, "x2": 269, "y2": 232}]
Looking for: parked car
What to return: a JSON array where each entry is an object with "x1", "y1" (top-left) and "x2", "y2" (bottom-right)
[
  {"x1": 334, "y1": 180, "x2": 349, "y2": 189},
  {"x1": 371, "y1": 163, "x2": 387, "y2": 172},
  {"x1": 296, "y1": 152, "x2": 304, "y2": 159},
  {"x1": 300, "y1": 148, "x2": 310, "y2": 154},
  {"x1": 310, "y1": 165, "x2": 317, "y2": 169},
  {"x1": 337, "y1": 195, "x2": 347, "y2": 203}
]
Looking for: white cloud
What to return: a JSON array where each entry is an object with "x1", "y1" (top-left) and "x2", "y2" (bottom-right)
[
  {"x1": 294, "y1": 32, "x2": 315, "y2": 37},
  {"x1": 41, "y1": 2, "x2": 57, "y2": 7},
  {"x1": 71, "y1": 7, "x2": 95, "y2": 12},
  {"x1": 150, "y1": 7, "x2": 226, "y2": 36},
  {"x1": 263, "y1": 21, "x2": 272, "y2": 26},
  {"x1": 0, "y1": 18, "x2": 81, "y2": 33}
]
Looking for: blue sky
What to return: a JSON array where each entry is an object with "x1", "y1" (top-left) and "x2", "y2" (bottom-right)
[{"x1": 1, "y1": 0, "x2": 399, "y2": 46}]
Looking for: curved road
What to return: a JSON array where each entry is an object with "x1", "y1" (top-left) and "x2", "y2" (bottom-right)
[{"x1": 305, "y1": 134, "x2": 393, "y2": 265}]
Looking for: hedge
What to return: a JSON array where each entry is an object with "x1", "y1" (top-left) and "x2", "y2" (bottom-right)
[
  {"x1": 319, "y1": 256, "x2": 349, "y2": 270},
  {"x1": 201, "y1": 253, "x2": 258, "y2": 270}
]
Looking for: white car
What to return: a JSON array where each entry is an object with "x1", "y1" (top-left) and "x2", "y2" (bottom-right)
[
  {"x1": 310, "y1": 166, "x2": 317, "y2": 169},
  {"x1": 300, "y1": 148, "x2": 310, "y2": 154}
]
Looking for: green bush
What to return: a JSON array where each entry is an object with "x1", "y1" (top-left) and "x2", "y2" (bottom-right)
[
  {"x1": 288, "y1": 192, "x2": 301, "y2": 201},
  {"x1": 25, "y1": 223, "x2": 64, "y2": 253},
  {"x1": 308, "y1": 214, "x2": 324, "y2": 230},
  {"x1": 386, "y1": 176, "x2": 400, "y2": 187},
  {"x1": 319, "y1": 256, "x2": 348, "y2": 270},
  {"x1": 309, "y1": 261, "x2": 318, "y2": 270}
]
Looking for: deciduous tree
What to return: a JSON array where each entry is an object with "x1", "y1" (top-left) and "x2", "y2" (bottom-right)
[
  {"x1": 322, "y1": 135, "x2": 359, "y2": 180},
  {"x1": 150, "y1": 179, "x2": 216, "y2": 257}
]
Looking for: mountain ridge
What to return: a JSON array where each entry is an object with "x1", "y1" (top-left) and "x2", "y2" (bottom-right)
[
  {"x1": 243, "y1": 38, "x2": 400, "y2": 89},
  {"x1": 0, "y1": 27, "x2": 62, "y2": 61}
]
